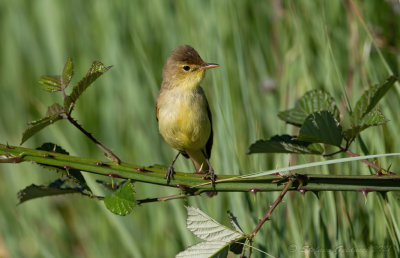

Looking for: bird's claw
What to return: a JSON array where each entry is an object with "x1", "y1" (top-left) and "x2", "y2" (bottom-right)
[
  {"x1": 165, "y1": 165, "x2": 175, "y2": 184},
  {"x1": 205, "y1": 168, "x2": 216, "y2": 187}
]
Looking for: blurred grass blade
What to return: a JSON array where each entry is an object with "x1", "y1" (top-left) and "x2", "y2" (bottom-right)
[
  {"x1": 104, "y1": 180, "x2": 135, "y2": 216},
  {"x1": 242, "y1": 153, "x2": 400, "y2": 178},
  {"x1": 38, "y1": 75, "x2": 62, "y2": 92},
  {"x1": 297, "y1": 111, "x2": 342, "y2": 147},
  {"x1": 278, "y1": 89, "x2": 340, "y2": 126},
  {"x1": 64, "y1": 61, "x2": 112, "y2": 112},
  {"x1": 248, "y1": 134, "x2": 323, "y2": 154}
]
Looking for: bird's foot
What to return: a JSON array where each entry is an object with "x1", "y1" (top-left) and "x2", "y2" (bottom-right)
[
  {"x1": 204, "y1": 167, "x2": 216, "y2": 187},
  {"x1": 165, "y1": 165, "x2": 175, "y2": 184}
]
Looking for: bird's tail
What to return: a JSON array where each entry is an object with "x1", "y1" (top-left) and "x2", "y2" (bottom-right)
[{"x1": 187, "y1": 150, "x2": 209, "y2": 172}]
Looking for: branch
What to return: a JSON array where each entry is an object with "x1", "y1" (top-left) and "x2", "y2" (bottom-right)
[
  {"x1": 1, "y1": 143, "x2": 400, "y2": 193},
  {"x1": 61, "y1": 114, "x2": 121, "y2": 164},
  {"x1": 344, "y1": 146, "x2": 392, "y2": 174},
  {"x1": 249, "y1": 177, "x2": 294, "y2": 238}
]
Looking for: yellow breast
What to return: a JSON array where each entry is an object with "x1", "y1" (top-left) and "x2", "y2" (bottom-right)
[{"x1": 157, "y1": 87, "x2": 211, "y2": 152}]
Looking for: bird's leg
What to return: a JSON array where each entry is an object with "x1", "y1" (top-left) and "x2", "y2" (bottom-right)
[
  {"x1": 166, "y1": 152, "x2": 181, "y2": 184},
  {"x1": 202, "y1": 150, "x2": 216, "y2": 187}
]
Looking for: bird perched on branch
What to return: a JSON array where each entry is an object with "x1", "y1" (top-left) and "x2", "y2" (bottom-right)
[{"x1": 156, "y1": 45, "x2": 219, "y2": 185}]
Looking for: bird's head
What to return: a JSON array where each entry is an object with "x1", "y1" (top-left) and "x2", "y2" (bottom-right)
[{"x1": 162, "y1": 45, "x2": 219, "y2": 90}]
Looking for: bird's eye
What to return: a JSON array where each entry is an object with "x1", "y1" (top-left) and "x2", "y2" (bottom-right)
[{"x1": 183, "y1": 65, "x2": 190, "y2": 71}]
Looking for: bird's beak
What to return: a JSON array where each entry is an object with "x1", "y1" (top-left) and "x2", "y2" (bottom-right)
[{"x1": 201, "y1": 63, "x2": 219, "y2": 70}]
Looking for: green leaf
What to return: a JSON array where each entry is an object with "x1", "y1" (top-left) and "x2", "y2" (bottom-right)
[
  {"x1": 176, "y1": 241, "x2": 230, "y2": 258},
  {"x1": 36, "y1": 143, "x2": 91, "y2": 192},
  {"x1": 17, "y1": 179, "x2": 84, "y2": 204},
  {"x1": 46, "y1": 103, "x2": 64, "y2": 117},
  {"x1": 343, "y1": 110, "x2": 388, "y2": 140},
  {"x1": 38, "y1": 75, "x2": 62, "y2": 92},
  {"x1": 61, "y1": 57, "x2": 73, "y2": 88},
  {"x1": 64, "y1": 61, "x2": 112, "y2": 112},
  {"x1": 278, "y1": 89, "x2": 340, "y2": 126},
  {"x1": 104, "y1": 180, "x2": 135, "y2": 216},
  {"x1": 353, "y1": 75, "x2": 397, "y2": 123},
  {"x1": 248, "y1": 134, "x2": 323, "y2": 154},
  {"x1": 176, "y1": 206, "x2": 246, "y2": 258},
  {"x1": 20, "y1": 107, "x2": 64, "y2": 144},
  {"x1": 298, "y1": 111, "x2": 343, "y2": 146}
]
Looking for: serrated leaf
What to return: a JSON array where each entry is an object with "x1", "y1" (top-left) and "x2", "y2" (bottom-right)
[
  {"x1": 62, "y1": 58, "x2": 73, "y2": 88},
  {"x1": 186, "y1": 206, "x2": 245, "y2": 242},
  {"x1": 36, "y1": 142, "x2": 69, "y2": 154},
  {"x1": 177, "y1": 207, "x2": 247, "y2": 258},
  {"x1": 36, "y1": 143, "x2": 91, "y2": 192},
  {"x1": 308, "y1": 143, "x2": 324, "y2": 153},
  {"x1": 104, "y1": 180, "x2": 135, "y2": 216},
  {"x1": 64, "y1": 61, "x2": 112, "y2": 112},
  {"x1": 17, "y1": 180, "x2": 84, "y2": 204},
  {"x1": 353, "y1": 75, "x2": 397, "y2": 124},
  {"x1": 176, "y1": 241, "x2": 230, "y2": 258},
  {"x1": 248, "y1": 134, "x2": 323, "y2": 155},
  {"x1": 278, "y1": 89, "x2": 340, "y2": 126},
  {"x1": 298, "y1": 111, "x2": 342, "y2": 146},
  {"x1": 343, "y1": 110, "x2": 388, "y2": 140},
  {"x1": 46, "y1": 103, "x2": 64, "y2": 117},
  {"x1": 38, "y1": 75, "x2": 62, "y2": 92},
  {"x1": 20, "y1": 112, "x2": 63, "y2": 145}
]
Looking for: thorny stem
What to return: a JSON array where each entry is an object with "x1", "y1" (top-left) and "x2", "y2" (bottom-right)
[
  {"x1": 343, "y1": 146, "x2": 390, "y2": 173},
  {"x1": 136, "y1": 193, "x2": 194, "y2": 205},
  {"x1": 322, "y1": 143, "x2": 390, "y2": 174},
  {"x1": 2, "y1": 144, "x2": 400, "y2": 192},
  {"x1": 323, "y1": 149, "x2": 345, "y2": 157},
  {"x1": 62, "y1": 114, "x2": 121, "y2": 164},
  {"x1": 81, "y1": 192, "x2": 191, "y2": 205},
  {"x1": 249, "y1": 178, "x2": 295, "y2": 238}
]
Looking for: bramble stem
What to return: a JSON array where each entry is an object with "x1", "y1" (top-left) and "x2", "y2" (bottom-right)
[
  {"x1": 249, "y1": 178, "x2": 294, "y2": 238},
  {"x1": 343, "y1": 146, "x2": 390, "y2": 173},
  {"x1": 1, "y1": 144, "x2": 400, "y2": 192},
  {"x1": 62, "y1": 114, "x2": 121, "y2": 164}
]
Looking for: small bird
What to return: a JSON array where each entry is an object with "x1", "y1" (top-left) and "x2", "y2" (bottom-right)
[{"x1": 156, "y1": 45, "x2": 219, "y2": 184}]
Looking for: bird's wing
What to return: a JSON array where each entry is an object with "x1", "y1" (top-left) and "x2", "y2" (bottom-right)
[
  {"x1": 155, "y1": 100, "x2": 159, "y2": 121},
  {"x1": 205, "y1": 99, "x2": 213, "y2": 159}
]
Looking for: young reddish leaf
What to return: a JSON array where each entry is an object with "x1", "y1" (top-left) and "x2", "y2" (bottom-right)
[
  {"x1": 64, "y1": 61, "x2": 112, "y2": 113},
  {"x1": 61, "y1": 57, "x2": 73, "y2": 88},
  {"x1": 20, "y1": 104, "x2": 64, "y2": 144},
  {"x1": 38, "y1": 75, "x2": 62, "y2": 92},
  {"x1": 46, "y1": 103, "x2": 64, "y2": 117}
]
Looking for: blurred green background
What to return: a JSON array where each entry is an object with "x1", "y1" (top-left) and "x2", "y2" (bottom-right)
[{"x1": 1, "y1": 0, "x2": 400, "y2": 257}]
